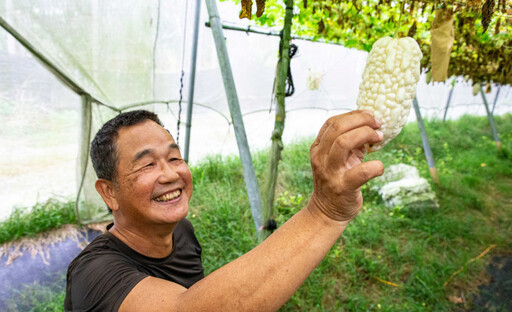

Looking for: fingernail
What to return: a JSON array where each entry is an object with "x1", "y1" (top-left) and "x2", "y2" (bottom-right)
[
  {"x1": 361, "y1": 110, "x2": 373, "y2": 116},
  {"x1": 375, "y1": 117, "x2": 382, "y2": 126},
  {"x1": 376, "y1": 130, "x2": 384, "y2": 139}
]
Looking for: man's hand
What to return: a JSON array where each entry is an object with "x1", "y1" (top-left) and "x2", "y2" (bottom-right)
[{"x1": 308, "y1": 110, "x2": 385, "y2": 223}]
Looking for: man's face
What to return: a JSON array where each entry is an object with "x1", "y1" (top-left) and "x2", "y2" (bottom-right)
[{"x1": 111, "y1": 120, "x2": 192, "y2": 226}]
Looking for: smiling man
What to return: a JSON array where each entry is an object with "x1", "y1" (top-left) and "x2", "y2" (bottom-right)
[{"x1": 65, "y1": 109, "x2": 384, "y2": 311}]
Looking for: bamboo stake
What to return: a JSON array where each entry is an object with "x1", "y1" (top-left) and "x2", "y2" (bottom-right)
[
  {"x1": 261, "y1": 0, "x2": 294, "y2": 240},
  {"x1": 75, "y1": 94, "x2": 93, "y2": 224}
]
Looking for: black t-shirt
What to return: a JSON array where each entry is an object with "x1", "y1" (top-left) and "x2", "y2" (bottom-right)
[{"x1": 65, "y1": 219, "x2": 204, "y2": 312}]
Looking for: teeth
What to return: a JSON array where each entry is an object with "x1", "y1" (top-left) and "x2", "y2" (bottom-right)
[{"x1": 155, "y1": 190, "x2": 181, "y2": 202}]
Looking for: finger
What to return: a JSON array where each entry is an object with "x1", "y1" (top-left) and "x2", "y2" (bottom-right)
[
  {"x1": 313, "y1": 111, "x2": 382, "y2": 156},
  {"x1": 327, "y1": 126, "x2": 384, "y2": 170},
  {"x1": 312, "y1": 111, "x2": 372, "y2": 148},
  {"x1": 343, "y1": 160, "x2": 385, "y2": 191}
]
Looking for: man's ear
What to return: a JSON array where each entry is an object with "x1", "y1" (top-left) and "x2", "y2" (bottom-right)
[{"x1": 95, "y1": 179, "x2": 120, "y2": 212}]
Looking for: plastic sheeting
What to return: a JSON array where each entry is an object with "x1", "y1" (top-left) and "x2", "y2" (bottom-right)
[{"x1": 0, "y1": 0, "x2": 511, "y2": 221}]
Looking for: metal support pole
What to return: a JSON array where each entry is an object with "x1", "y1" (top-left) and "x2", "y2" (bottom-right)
[
  {"x1": 443, "y1": 84, "x2": 455, "y2": 122},
  {"x1": 184, "y1": 0, "x2": 202, "y2": 162},
  {"x1": 480, "y1": 87, "x2": 501, "y2": 149},
  {"x1": 491, "y1": 85, "x2": 501, "y2": 115},
  {"x1": 413, "y1": 97, "x2": 438, "y2": 183},
  {"x1": 205, "y1": 0, "x2": 264, "y2": 234}
]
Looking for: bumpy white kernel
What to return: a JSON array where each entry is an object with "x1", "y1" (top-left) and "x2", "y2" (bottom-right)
[{"x1": 356, "y1": 36, "x2": 422, "y2": 152}]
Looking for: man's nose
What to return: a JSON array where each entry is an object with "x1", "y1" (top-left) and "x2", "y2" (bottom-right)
[{"x1": 158, "y1": 161, "x2": 179, "y2": 183}]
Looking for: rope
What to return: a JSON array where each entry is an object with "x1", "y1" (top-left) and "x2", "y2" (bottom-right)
[
  {"x1": 176, "y1": 0, "x2": 190, "y2": 146},
  {"x1": 176, "y1": 72, "x2": 185, "y2": 145},
  {"x1": 443, "y1": 244, "x2": 497, "y2": 287},
  {"x1": 375, "y1": 277, "x2": 401, "y2": 287},
  {"x1": 285, "y1": 43, "x2": 298, "y2": 97}
]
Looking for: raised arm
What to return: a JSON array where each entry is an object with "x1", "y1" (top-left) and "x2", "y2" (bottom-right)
[{"x1": 120, "y1": 110, "x2": 384, "y2": 312}]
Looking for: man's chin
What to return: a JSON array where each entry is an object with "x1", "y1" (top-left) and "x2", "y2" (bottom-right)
[{"x1": 153, "y1": 203, "x2": 189, "y2": 224}]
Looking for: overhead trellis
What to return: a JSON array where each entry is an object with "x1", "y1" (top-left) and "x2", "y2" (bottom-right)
[{"x1": 235, "y1": 0, "x2": 512, "y2": 85}]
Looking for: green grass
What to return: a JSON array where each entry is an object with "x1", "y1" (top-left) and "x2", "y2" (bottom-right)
[
  {"x1": 0, "y1": 199, "x2": 77, "y2": 244},
  {"x1": 190, "y1": 113, "x2": 512, "y2": 311},
  {"x1": 2, "y1": 114, "x2": 511, "y2": 311},
  {"x1": 4, "y1": 273, "x2": 67, "y2": 312}
]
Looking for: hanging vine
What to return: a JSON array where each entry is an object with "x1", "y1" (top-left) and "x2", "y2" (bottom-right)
[{"x1": 226, "y1": 0, "x2": 512, "y2": 85}]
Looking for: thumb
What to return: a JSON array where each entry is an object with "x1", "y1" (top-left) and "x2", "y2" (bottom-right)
[{"x1": 343, "y1": 160, "x2": 385, "y2": 191}]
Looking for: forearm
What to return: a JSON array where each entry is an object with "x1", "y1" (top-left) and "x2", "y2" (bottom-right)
[{"x1": 178, "y1": 201, "x2": 349, "y2": 311}]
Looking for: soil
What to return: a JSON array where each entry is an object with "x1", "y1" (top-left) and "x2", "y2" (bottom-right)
[{"x1": 468, "y1": 255, "x2": 512, "y2": 312}]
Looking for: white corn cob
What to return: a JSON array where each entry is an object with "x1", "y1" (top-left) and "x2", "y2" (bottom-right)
[{"x1": 356, "y1": 36, "x2": 423, "y2": 152}]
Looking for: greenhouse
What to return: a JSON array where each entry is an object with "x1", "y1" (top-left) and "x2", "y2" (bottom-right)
[{"x1": 0, "y1": 0, "x2": 511, "y2": 310}]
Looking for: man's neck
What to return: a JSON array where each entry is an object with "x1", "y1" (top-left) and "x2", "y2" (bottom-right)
[{"x1": 109, "y1": 222, "x2": 176, "y2": 258}]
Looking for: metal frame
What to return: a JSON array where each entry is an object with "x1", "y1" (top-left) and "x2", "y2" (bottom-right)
[
  {"x1": 480, "y1": 87, "x2": 502, "y2": 150},
  {"x1": 414, "y1": 97, "x2": 438, "y2": 183},
  {"x1": 205, "y1": 0, "x2": 264, "y2": 234}
]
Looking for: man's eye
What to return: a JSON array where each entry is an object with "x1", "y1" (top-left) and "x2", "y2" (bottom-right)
[
  {"x1": 144, "y1": 163, "x2": 154, "y2": 168},
  {"x1": 169, "y1": 158, "x2": 181, "y2": 162}
]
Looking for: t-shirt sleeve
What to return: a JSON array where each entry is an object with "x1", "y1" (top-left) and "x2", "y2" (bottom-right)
[{"x1": 66, "y1": 251, "x2": 147, "y2": 312}]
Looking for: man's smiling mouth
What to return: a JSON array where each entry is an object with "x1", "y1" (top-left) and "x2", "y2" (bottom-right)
[{"x1": 154, "y1": 190, "x2": 182, "y2": 202}]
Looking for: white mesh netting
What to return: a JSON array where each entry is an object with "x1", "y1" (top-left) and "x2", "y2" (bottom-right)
[{"x1": 0, "y1": 0, "x2": 510, "y2": 221}]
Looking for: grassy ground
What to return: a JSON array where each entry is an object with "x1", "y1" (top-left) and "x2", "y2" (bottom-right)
[
  {"x1": 191, "y1": 113, "x2": 512, "y2": 311},
  {"x1": 2, "y1": 114, "x2": 511, "y2": 311},
  {"x1": 0, "y1": 200, "x2": 77, "y2": 245},
  {"x1": 4, "y1": 274, "x2": 67, "y2": 312}
]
